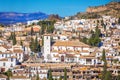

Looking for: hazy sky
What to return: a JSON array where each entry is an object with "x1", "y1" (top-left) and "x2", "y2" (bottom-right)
[{"x1": 0, "y1": 0, "x2": 111, "y2": 17}]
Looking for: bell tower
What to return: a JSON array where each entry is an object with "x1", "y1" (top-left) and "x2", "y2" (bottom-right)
[{"x1": 43, "y1": 34, "x2": 51, "y2": 62}]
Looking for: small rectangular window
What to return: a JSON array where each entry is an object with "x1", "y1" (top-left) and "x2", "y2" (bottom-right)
[
  {"x1": 3, "y1": 63, "x2": 5, "y2": 66},
  {"x1": 11, "y1": 58, "x2": 13, "y2": 62},
  {"x1": 46, "y1": 36, "x2": 48, "y2": 39}
]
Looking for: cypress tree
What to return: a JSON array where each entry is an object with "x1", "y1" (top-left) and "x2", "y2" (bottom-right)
[
  {"x1": 48, "y1": 69, "x2": 53, "y2": 80},
  {"x1": 36, "y1": 72, "x2": 40, "y2": 80},
  {"x1": 34, "y1": 36, "x2": 38, "y2": 52},
  {"x1": 31, "y1": 27, "x2": 34, "y2": 36},
  {"x1": 64, "y1": 68, "x2": 67, "y2": 80},
  {"x1": 13, "y1": 32, "x2": 17, "y2": 45},
  {"x1": 9, "y1": 32, "x2": 13, "y2": 40},
  {"x1": 20, "y1": 39, "x2": 23, "y2": 46},
  {"x1": 30, "y1": 37, "x2": 35, "y2": 52},
  {"x1": 101, "y1": 49, "x2": 108, "y2": 80},
  {"x1": 118, "y1": 17, "x2": 120, "y2": 24}
]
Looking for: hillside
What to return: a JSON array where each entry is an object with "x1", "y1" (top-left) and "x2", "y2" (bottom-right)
[
  {"x1": 48, "y1": 14, "x2": 61, "y2": 21},
  {"x1": 0, "y1": 12, "x2": 48, "y2": 25},
  {"x1": 74, "y1": 2, "x2": 120, "y2": 19}
]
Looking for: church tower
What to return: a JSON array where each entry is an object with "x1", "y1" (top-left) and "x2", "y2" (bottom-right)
[{"x1": 43, "y1": 34, "x2": 51, "y2": 62}]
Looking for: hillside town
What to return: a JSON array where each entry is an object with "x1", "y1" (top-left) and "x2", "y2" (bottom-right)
[{"x1": 0, "y1": 14, "x2": 120, "y2": 80}]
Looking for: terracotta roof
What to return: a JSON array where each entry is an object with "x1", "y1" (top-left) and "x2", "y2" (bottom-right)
[
  {"x1": 80, "y1": 55, "x2": 96, "y2": 59},
  {"x1": 3, "y1": 50, "x2": 13, "y2": 54},
  {"x1": 81, "y1": 50, "x2": 89, "y2": 53},
  {"x1": 9, "y1": 56, "x2": 17, "y2": 58},
  {"x1": 66, "y1": 54, "x2": 75, "y2": 58},
  {"x1": 53, "y1": 41, "x2": 89, "y2": 47},
  {"x1": 22, "y1": 63, "x2": 75, "y2": 68},
  {"x1": 44, "y1": 34, "x2": 51, "y2": 36},
  {"x1": 10, "y1": 75, "x2": 30, "y2": 79},
  {"x1": 0, "y1": 58, "x2": 8, "y2": 61},
  {"x1": 13, "y1": 49, "x2": 23, "y2": 53},
  {"x1": 25, "y1": 25, "x2": 41, "y2": 32},
  {"x1": 77, "y1": 27, "x2": 83, "y2": 31},
  {"x1": 0, "y1": 27, "x2": 4, "y2": 31},
  {"x1": 0, "y1": 74, "x2": 7, "y2": 78}
]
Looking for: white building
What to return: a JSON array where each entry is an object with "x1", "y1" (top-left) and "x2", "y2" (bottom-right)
[{"x1": 43, "y1": 34, "x2": 51, "y2": 62}]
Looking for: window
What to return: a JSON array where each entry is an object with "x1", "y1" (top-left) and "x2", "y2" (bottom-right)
[
  {"x1": 3, "y1": 63, "x2": 5, "y2": 66},
  {"x1": 11, "y1": 64, "x2": 13, "y2": 67},
  {"x1": 11, "y1": 58, "x2": 13, "y2": 62},
  {"x1": 5, "y1": 54, "x2": 7, "y2": 58},
  {"x1": 46, "y1": 36, "x2": 48, "y2": 39},
  {"x1": 19, "y1": 54, "x2": 21, "y2": 57},
  {"x1": 2, "y1": 54, "x2": 4, "y2": 57}
]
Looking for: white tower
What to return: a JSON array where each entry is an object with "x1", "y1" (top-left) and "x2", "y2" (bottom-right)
[{"x1": 43, "y1": 34, "x2": 51, "y2": 62}]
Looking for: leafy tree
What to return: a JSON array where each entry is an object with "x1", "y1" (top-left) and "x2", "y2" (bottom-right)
[
  {"x1": 37, "y1": 20, "x2": 55, "y2": 34},
  {"x1": 4, "y1": 69, "x2": 12, "y2": 80},
  {"x1": 0, "y1": 24, "x2": 4, "y2": 27},
  {"x1": 48, "y1": 69, "x2": 53, "y2": 80},
  {"x1": 64, "y1": 68, "x2": 67, "y2": 80},
  {"x1": 59, "y1": 75, "x2": 62, "y2": 80},
  {"x1": 117, "y1": 75, "x2": 120, "y2": 80},
  {"x1": 104, "y1": 71, "x2": 112, "y2": 80},
  {"x1": 81, "y1": 37, "x2": 88, "y2": 44},
  {"x1": 87, "y1": 25, "x2": 101, "y2": 46}
]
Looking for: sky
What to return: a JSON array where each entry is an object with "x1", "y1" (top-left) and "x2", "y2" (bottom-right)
[{"x1": 0, "y1": 0, "x2": 111, "y2": 17}]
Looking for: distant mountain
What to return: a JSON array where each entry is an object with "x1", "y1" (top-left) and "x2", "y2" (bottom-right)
[
  {"x1": 48, "y1": 14, "x2": 61, "y2": 21},
  {"x1": 0, "y1": 12, "x2": 49, "y2": 25},
  {"x1": 73, "y1": 2, "x2": 120, "y2": 19}
]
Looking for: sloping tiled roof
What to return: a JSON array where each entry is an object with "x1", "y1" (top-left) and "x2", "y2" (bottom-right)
[
  {"x1": 0, "y1": 58, "x2": 8, "y2": 61},
  {"x1": 53, "y1": 41, "x2": 89, "y2": 47},
  {"x1": 0, "y1": 74, "x2": 7, "y2": 78},
  {"x1": 13, "y1": 49, "x2": 23, "y2": 53}
]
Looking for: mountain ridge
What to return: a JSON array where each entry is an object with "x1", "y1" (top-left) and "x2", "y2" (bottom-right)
[
  {"x1": 0, "y1": 12, "x2": 49, "y2": 25},
  {"x1": 73, "y1": 2, "x2": 120, "y2": 19}
]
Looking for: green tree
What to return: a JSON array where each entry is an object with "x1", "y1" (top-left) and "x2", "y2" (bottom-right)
[
  {"x1": 117, "y1": 75, "x2": 120, "y2": 80},
  {"x1": 48, "y1": 69, "x2": 53, "y2": 80},
  {"x1": 59, "y1": 75, "x2": 62, "y2": 80},
  {"x1": 104, "y1": 71, "x2": 112, "y2": 80},
  {"x1": 37, "y1": 44, "x2": 41, "y2": 52},
  {"x1": 31, "y1": 27, "x2": 34, "y2": 36},
  {"x1": 101, "y1": 49, "x2": 109, "y2": 80},
  {"x1": 29, "y1": 37, "x2": 35, "y2": 52},
  {"x1": 4, "y1": 69, "x2": 12, "y2": 80},
  {"x1": 9, "y1": 32, "x2": 13, "y2": 40},
  {"x1": 88, "y1": 25, "x2": 101, "y2": 46},
  {"x1": 20, "y1": 39, "x2": 23, "y2": 46},
  {"x1": 118, "y1": 17, "x2": 120, "y2": 24},
  {"x1": 12, "y1": 32, "x2": 17, "y2": 45},
  {"x1": 36, "y1": 72, "x2": 40, "y2": 80},
  {"x1": 64, "y1": 68, "x2": 67, "y2": 80},
  {"x1": 34, "y1": 36, "x2": 38, "y2": 52},
  {"x1": 0, "y1": 24, "x2": 4, "y2": 27}
]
